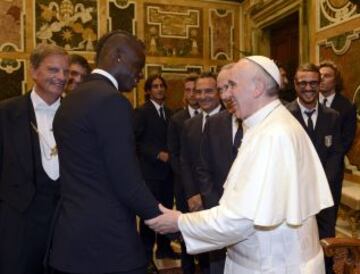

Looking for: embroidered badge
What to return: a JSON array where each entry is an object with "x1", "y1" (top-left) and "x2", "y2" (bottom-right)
[{"x1": 324, "y1": 135, "x2": 332, "y2": 148}]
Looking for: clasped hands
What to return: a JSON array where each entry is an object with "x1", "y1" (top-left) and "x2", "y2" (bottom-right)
[{"x1": 145, "y1": 204, "x2": 182, "y2": 234}]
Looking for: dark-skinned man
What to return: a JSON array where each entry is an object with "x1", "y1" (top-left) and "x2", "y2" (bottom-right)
[{"x1": 49, "y1": 30, "x2": 160, "y2": 274}]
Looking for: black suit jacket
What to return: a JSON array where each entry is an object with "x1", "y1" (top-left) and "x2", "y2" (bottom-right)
[
  {"x1": 49, "y1": 74, "x2": 160, "y2": 273},
  {"x1": 197, "y1": 110, "x2": 240, "y2": 209},
  {"x1": 287, "y1": 101, "x2": 343, "y2": 203},
  {"x1": 180, "y1": 114, "x2": 204, "y2": 199},
  {"x1": 167, "y1": 108, "x2": 191, "y2": 176},
  {"x1": 0, "y1": 94, "x2": 36, "y2": 212},
  {"x1": 134, "y1": 101, "x2": 172, "y2": 181},
  {"x1": 330, "y1": 93, "x2": 357, "y2": 154}
]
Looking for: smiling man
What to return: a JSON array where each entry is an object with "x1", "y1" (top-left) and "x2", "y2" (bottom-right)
[
  {"x1": 0, "y1": 44, "x2": 69, "y2": 274},
  {"x1": 287, "y1": 63, "x2": 343, "y2": 274},
  {"x1": 146, "y1": 56, "x2": 333, "y2": 274}
]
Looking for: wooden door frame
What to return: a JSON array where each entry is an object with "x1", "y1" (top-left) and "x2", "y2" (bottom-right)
[{"x1": 246, "y1": 0, "x2": 308, "y2": 64}]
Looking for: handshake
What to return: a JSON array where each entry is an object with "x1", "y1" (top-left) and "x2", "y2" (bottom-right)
[{"x1": 145, "y1": 204, "x2": 182, "y2": 234}]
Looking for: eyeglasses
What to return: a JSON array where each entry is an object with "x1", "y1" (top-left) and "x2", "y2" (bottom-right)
[{"x1": 295, "y1": 81, "x2": 319, "y2": 89}]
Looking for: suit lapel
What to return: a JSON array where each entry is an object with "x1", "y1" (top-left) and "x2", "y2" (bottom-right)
[
  {"x1": 10, "y1": 94, "x2": 34, "y2": 178},
  {"x1": 291, "y1": 102, "x2": 307, "y2": 130}
]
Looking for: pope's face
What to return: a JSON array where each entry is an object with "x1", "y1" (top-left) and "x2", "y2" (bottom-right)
[{"x1": 228, "y1": 61, "x2": 255, "y2": 119}]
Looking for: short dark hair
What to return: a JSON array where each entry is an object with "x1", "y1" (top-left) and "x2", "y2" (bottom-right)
[
  {"x1": 184, "y1": 73, "x2": 198, "y2": 84},
  {"x1": 30, "y1": 44, "x2": 68, "y2": 69},
  {"x1": 69, "y1": 54, "x2": 91, "y2": 74},
  {"x1": 95, "y1": 30, "x2": 144, "y2": 65},
  {"x1": 319, "y1": 60, "x2": 343, "y2": 93},
  {"x1": 144, "y1": 74, "x2": 167, "y2": 101},
  {"x1": 195, "y1": 71, "x2": 217, "y2": 85},
  {"x1": 295, "y1": 63, "x2": 320, "y2": 80}
]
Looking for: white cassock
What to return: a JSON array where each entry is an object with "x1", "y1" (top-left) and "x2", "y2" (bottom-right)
[{"x1": 178, "y1": 99, "x2": 334, "y2": 274}]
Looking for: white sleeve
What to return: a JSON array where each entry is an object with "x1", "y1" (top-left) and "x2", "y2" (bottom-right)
[{"x1": 178, "y1": 205, "x2": 255, "y2": 254}]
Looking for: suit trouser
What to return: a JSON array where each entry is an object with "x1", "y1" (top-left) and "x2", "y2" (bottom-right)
[
  {"x1": 317, "y1": 206, "x2": 337, "y2": 274},
  {"x1": 0, "y1": 191, "x2": 59, "y2": 274},
  {"x1": 139, "y1": 178, "x2": 174, "y2": 261}
]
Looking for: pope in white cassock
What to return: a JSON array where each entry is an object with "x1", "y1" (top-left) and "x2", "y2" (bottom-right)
[{"x1": 146, "y1": 56, "x2": 334, "y2": 274}]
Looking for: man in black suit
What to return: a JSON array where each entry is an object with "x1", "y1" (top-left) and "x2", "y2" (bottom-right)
[
  {"x1": 167, "y1": 74, "x2": 199, "y2": 274},
  {"x1": 180, "y1": 71, "x2": 222, "y2": 274},
  {"x1": 0, "y1": 44, "x2": 69, "y2": 274},
  {"x1": 197, "y1": 64, "x2": 242, "y2": 274},
  {"x1": 319, "y1": 60, "x2": 357, "y2": 154},
  {"x1": 134, "y1": 74, "x2": 177, "y2": 264},
  {"x1": 49, "y1": 31, "x2": 160, "y2": 274},
  {"x1": 287, "y1": 63, "x2": 343, "y2": 274}
]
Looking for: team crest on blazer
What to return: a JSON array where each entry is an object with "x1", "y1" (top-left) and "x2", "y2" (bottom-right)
[{"x1": 324, "y1": 135, "x2": 332, "y2": 148}]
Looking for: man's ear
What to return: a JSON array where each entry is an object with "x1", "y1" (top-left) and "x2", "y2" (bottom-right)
[
  {"x1": 30, "y1": 65, "x2": 37, "y2": 81},
  {"x1": 252, "y1": 77, "x2": 265, "y2": 98}
]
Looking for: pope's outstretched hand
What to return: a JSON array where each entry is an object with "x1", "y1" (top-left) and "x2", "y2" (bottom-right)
[{"x1": 145, "y1": 204, "x2": 182, "y2": 234}]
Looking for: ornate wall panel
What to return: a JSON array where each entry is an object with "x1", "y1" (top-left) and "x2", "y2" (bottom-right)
[
  {"x1": 0, "y1": 0, "x2": 25, "y2": 52},
  {"x1": 318, "y1": 0, "x2": 360, "y2": 30},
  {"x1": 209, "y1": 8, "x2": 234, "y2": 61},
  {"x1": 108, "y1": 0, "x2": 136, "y2": 34},
  {"x1": 0, "y1": 58, "x2": 26, "y2": 100},
  {"x1": 144, "y1": 3, "x2": 202, "y2": 57},
  {"x1": 144, "y1": 64, "x2": 203, "y2": 109},
  {"x1": 34, "y1": 0, "x2": 98, "y2": 51}
]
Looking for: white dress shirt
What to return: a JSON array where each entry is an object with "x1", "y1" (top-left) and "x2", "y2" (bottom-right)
[
  {"x1": 30, "y1": 90, "x2": 60, "y2": 180},
  {"x1": 319, "y1": 92, "x2": 335, "y2": 107},
  {"x1": 297, "y1": 98, "x2": 318, "y2": 128}
]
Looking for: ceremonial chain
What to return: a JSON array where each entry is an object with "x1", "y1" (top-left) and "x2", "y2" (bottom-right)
[{"x1": 30, "y1": 122, "x2": 58, "y2": 159}]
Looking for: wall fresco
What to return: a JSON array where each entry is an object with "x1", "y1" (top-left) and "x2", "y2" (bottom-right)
[
  {"x1": 0, "y1": 0, "x2": 24, "y2": 51},
  {"x1": 144, "y1": 3, "x2": 202, "y2": 57},
  {"x1": 35, "y1": 0, "x2": 98, "y2": 51},
  {"x1": 319, "y1": 0, "x2": 360, "y2": 29},
  {"x1": 144, "y1": 64, "x2": 203, "y2": 109},
  {"x1": 108, "y1": 0, "x2": 136, "y2": 34},
  {"x1": 209, "y1": 8, "x2": 234, "y2": 61},
  {"x1": 0, "y1": 58, "x2": 25, "y2": 100}
]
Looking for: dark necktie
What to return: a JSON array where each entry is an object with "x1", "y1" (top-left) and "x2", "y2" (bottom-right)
[
  {"x1": 305, "y1": 110, "x2": 315, "y2": 141},
  {"x1": 159, "y1": 107, "x2": 166, "y2": 121},
  {"x1": 202, "y1": 114, "x2": 209, "y2": 132},
  {"x1": 232, "y1": 119, "x2": 242, "y2": 159},
  {"x1": 323, "y1": 98, "x2": 328, "y2": 107},
  {"x1": 194, "y1": 110, "x2": 199, "y2": 116}
]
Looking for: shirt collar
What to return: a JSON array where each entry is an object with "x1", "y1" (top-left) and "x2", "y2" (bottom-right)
[
  {"x1": 92, "y1": 69, "x2": 119, "y2": 90},
  {"x1": 203, "y1": 104, "x2": 221, "y2": 117},
  {"x1": 243, "y1": 99, "x2": 281, "y2": 129},
  {"x1": 319, "y1": 92, "x2": 335, "y2": 106},
  {"x1": 296, "y1": 98, "x2": 318, "y2": 114},
  {"x1": 150, "y1": 99, "x2": 163, "y2": 111},
  {"x1": 30, "y1": 88, "x2": 61, "y2": 112},
  {"x1": 187, "y1": 105, "x2": 201, "y2": 117}
]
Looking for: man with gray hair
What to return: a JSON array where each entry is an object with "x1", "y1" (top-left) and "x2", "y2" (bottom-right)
[
  {"x1": 0, "y1": 44, "x2": 69, "y2": 274},
  {"x1": 146, "y1": 56, "x2": 333, "y2": 273}
]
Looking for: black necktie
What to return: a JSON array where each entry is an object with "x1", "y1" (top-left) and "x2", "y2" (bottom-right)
[
  {"x1": 305, "y1": 110, "x2": 315, "y2": 141},
  {"x1": 233, "y1": 119, "x2": 242, "y2": 159},
  {"x1": 194, "y1": 110, "x2": 199, "y2": 116},
  {"x1": 159, "y1": 107, "x2": 166, "y2": 121},
  {"x1": 323, "y1": 98, "x2": 328, "y2": 107}
]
